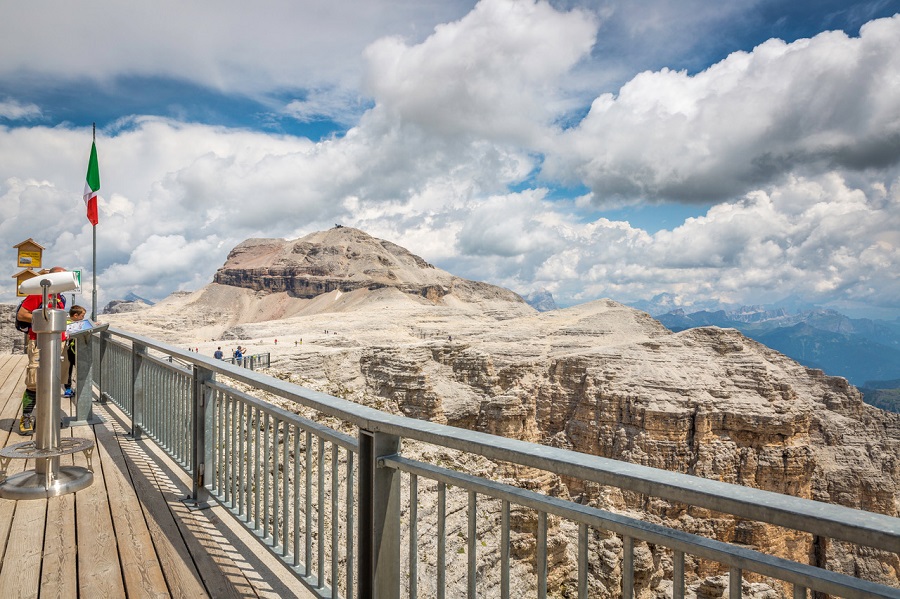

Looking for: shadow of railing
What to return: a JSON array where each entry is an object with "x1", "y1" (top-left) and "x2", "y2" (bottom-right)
[{"x1": 95, "y1": 400, "x2": 306, "y2": 597}]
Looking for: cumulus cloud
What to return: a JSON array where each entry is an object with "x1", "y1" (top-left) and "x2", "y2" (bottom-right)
[
  {"x1": 459, "y1": 195, "x2": 550, "y2": 257},
  {"x1": 0, "y1": 1, "x2": 899, "y2": 321},
  {"x1": 545, "y1": 15, "x2": 900, "y2": 203},
  {"x1": 470, "y1": 173, "x2": 900, "y2": 315},
  {"x1": 100, "y1": 234, "x2": 227, "y2": 300},
  {"x1": 364, "y1": 0, "x2": 596, "y2": 144}
]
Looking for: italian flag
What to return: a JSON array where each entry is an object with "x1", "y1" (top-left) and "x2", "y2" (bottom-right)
[{"x1": 83, "y1": 141, "x2": 100, "y2": 226}]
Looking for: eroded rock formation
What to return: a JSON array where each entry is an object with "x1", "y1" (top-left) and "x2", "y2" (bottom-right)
[
  {"x1": 213, "y1": 227, "x2": 527, "y2": 308},
  {"x1": 0, "y1": 304, "x2": 24, "y2": 354}
]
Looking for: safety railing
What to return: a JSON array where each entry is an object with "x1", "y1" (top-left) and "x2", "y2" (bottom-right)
[
  {"x1": 223, "y1": 352, "x2": 271, "y2": 370},
  {"x1": 94, "y1": 327, "x2": 900, "y2": 599}
]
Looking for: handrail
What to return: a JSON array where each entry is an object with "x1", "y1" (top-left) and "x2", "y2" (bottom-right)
[
  {"x1": 383, "y1": 455, "x2": 899, "y2": 599},
  {"x1": 205, "y1": 379, "x2": 358, "y2": 452},
  {"x1": 104, "y1": 326, "x2": 900, "y2": 554}
]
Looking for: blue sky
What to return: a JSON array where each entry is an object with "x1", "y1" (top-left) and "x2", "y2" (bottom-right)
[{"x1": 1, "y1": 0, "x2": 899, "y2": 318}]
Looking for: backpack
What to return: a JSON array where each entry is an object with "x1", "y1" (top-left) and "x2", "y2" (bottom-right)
[
  {"x1": 14, "y1": 299, "x2": 30, "y2": 332},
  {"x1": 13, "y1": 295, "x2": 67, "y2": 332}
]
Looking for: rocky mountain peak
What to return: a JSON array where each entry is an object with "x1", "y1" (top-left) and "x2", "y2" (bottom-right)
[{"x1": 214, "y1": 226, "x2": 526, "y2": 305}]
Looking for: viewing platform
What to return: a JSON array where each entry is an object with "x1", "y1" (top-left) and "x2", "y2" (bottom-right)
[{"x1": 0, "y1": 353, "x2": 312, "y2": 598}]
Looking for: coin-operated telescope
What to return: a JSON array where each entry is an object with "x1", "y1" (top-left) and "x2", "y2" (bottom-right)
[
  {"x1": 0, "y1": 271, "x2": 94, "y2": 499},
  {"x1": 17, "y1": 270, "x2": 78, "y2": 295}
]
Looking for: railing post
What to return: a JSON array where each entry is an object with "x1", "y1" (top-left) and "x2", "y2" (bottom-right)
[
  {"x1": 97, "y1": 329, "x2": 109, "y2": 403},
  {"x1": 70, "y1": 333, "x2": 102, "y2": 425},
  {"x1": 129, "y1": 341, "x2": 147, "y2": 439},
  {"x1": 729, "y1": 567, "x2": 742, "y2": 599},
  {"x1": 359, "y1": 429, "x2": 401, "y2": 599},
  {"x1": 190, "y1": 364, "x2": 215, "y2": 505},
  {"x1": 622, "y1": 535, "x2": 634, "y2": 598}
]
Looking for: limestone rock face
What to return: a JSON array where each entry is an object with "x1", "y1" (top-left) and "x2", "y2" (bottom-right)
[
  {"x1": 213, "y1": 227, "x2": 528, "y2": 309},
  {"x1": 102, "y1": 229, "x2": 900, "y2": 595},
  {"x1": 102, "y1": 299, "x2": 150, "y2": 314}
]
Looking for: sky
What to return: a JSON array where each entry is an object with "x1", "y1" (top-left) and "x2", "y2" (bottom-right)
[{"x1": 1, "y1": 0, "x2": 899, "y2": 319}]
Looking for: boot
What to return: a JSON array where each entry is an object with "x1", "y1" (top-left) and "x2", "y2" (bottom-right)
[
  {"x1": 19, "y1": 389, "x2": 36, "y2": 435},
  {"x1": 18, "y1": 414, "x2": 34, "y2": 435}
]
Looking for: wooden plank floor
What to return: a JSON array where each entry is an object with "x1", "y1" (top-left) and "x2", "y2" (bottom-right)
[{"x1": 0, "y1": 353, "x2": 314, "y2": 599}]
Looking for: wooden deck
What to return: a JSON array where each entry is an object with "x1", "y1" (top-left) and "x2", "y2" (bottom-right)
[{"x1": 0, "y1": 353, "x2": 314, "y2": 598}]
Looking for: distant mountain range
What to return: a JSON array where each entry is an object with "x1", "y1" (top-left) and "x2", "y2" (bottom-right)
[
  {"x1": 862, "y1": 380, "x2": 900, "y2": 413},
  {"x1": 102, "y1": 292, "x2": 155, "y2": 315},
  {"x1": 523, "y1": 289, "x2": 558, "y2": 312},
  {"x1": 530, "y1": 291, "x2": 900, "y2": 402},
  {"x1": 628, "y1": 292, "x2": 823, "y2": 318},
  {"x1": 652, "y1": 304, "x2": 900, "y2": 393},
  {"x1": 124, "y1": 292, "x2": 155, "y2": 305}
]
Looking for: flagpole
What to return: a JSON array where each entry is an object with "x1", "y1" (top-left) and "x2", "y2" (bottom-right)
[{"x1": 91, "y1": 123, "x2": 97, "y2": 321}]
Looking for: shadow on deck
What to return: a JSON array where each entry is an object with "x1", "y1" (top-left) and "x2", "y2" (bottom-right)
[{"x1": 0, "y1": 353, "x2": 313, "y2": 598}]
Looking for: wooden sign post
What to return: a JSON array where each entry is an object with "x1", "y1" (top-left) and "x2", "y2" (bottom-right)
[{"x1": 12, "y1": 239, "x2": 46, "y2": 297}]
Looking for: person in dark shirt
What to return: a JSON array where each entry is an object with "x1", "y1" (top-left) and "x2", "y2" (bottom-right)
[{"x1": 63, "y1": 305, "x2": 86, "y2": 398}]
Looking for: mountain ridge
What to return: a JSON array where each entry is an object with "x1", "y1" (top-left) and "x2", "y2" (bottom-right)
[{"x1": 656, "y1": 306, "x2": 900, "y2": 388}]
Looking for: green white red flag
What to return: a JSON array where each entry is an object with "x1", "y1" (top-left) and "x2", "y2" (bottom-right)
[{"x1": 83, "y1": 141, "x2": 100, "y2": 226}]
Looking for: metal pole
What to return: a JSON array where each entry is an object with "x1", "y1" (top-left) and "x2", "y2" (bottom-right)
[
  {"x1": 189, "y1": 365, "x2": 214, "y2": 505},
  {"x1": 69, "y1": 334, "x2": 101, "y2": 426},
  {"x1": 33, "y1": 292, "x2": 63, "y2": 482},
  {"x1": 358, "y1": 429, "x2": 401, "y2": 599},
  {"x1": 130, "y1": 342, "x2": 147, "y2": 439},
  {"x1": 359, "y1": 431, "x2": 373, "y2": 599},
  {"x1": 97, "y1": 330, "x2": 109, "y2": 403},
  {"x1": 91, "y1": 122, "x2": 98, "y2": 321},
  {"x1": 92, "y1": 224, "x2": 97, "y2": 320}
]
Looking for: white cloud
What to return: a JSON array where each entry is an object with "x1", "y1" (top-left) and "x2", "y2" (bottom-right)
[
  {"x1": 283, "y1": 88, "x2": 369, "y2": 125},
  {"x1": 363, "y1": 0, "x2": 596, "y2": 144},
  {"x1": 545, "y1": 15, "x2": 900, "y2": 203},
  {"x1": 0, "y1": 2, "x2": 899, "y2": 320},
  {"x1": 0, "y1": 1, "x2": 474, "y2": 97},
  {"x1": 457, "y1": 190, "x2": 565, "y2": 257},
  {"x1": 100, "y1": 234, "x2": 227, "y2": 299},
  {"x1": 510, "y1": 173, "x2": 900, "y2": 314},
  {"x1": 0, "y1": 99, "x2": 41, "y2": 121}
]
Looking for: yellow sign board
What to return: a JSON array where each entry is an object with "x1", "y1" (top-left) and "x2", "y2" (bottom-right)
[
  {"x1": 13, "y1": 269, "x2": 38, "y2": 297},
  {"x1": 18, "y1": 250, "x2": 42, "y2": 269},
  {"x1": 12, "y1": 239, "x2": 45, "y2": 296}
]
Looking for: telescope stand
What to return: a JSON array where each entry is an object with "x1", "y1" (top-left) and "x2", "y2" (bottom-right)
[{"x1": 0, "y1": 298, "x2": 94, "y2": 499}]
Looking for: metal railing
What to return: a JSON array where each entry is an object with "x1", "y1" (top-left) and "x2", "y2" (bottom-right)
[
  {"x1": 223, "y1": 352, "x2": 271, "y2": 370},
  {"x1": 94, "y1": 327, "x2": 900, "y2": 599}
]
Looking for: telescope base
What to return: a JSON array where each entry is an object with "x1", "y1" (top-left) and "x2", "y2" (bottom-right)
[{"x1": 0, "y1": 466, "x2": 93, "y2": 500}]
